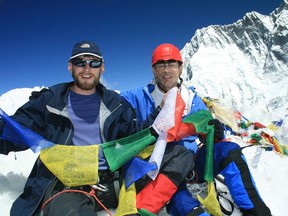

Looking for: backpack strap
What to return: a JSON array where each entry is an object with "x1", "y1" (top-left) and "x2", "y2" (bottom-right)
[
  {"x1": 214, "y1": 176, "x2": 234, "y2": 216},
  {"x1": 186, "y1": 206, "x2": 206, "y2": 216},
  {"x1": 42, "y1": 177, "x2": 61, "y2": 204},
  {"x1": 217, "y1": 190, "x2": 234, "y2": 215}
]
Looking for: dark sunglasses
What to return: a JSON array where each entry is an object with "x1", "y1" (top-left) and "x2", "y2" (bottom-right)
[{"x1": 71, "y1": 58, "x2": 102, "y2": 68}]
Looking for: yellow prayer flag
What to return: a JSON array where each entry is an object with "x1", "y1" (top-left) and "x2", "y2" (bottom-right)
[
  {"x1": 40, "y1": 144, "x2": 99, "y2": 187},
  {"x1": 116, "y1": 182, "x2": 138, "y2": 216},
  {"x1": 197, "y1": 182, "x2": 222, "y2": 216},
  {"x1": 137, "y1": 144, "x2": 155, "y2": 159}
]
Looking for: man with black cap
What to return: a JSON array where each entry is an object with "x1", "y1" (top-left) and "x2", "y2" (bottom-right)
[{"x1": 0, "y1": 40, "x2": 137, "y2": 215}]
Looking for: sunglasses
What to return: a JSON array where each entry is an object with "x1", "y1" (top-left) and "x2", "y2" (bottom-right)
[
  {"x1": 154, "y1": 60, "x2": 179, "y2": 70},
  {"x1": 71, "y1": 58, "x2": 102, "y2": 68}
]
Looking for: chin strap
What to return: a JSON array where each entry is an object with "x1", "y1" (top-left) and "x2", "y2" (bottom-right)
[{"x1": 177, "y1": 77, "x2": 183, "y2": 88}]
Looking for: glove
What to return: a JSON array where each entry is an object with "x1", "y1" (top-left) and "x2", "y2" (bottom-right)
[
  {"x1": 208, "y1": 119, "x2": 224, "y2": 142},
  {"x1": 29, "y1": 88, "x2": 49, "y2": 101}
]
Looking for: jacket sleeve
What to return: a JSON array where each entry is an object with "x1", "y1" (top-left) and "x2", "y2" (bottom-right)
[
  {"x1": 0, "y1": 91, "x2": 50, "y2": 155},
  {"x1": 113, "y1": 98, "x2": 137, "y2": 139},
  {"x1": 121, "y1": 88, "x2": 157, "y2": 132},
  {"x1": 121, "y1": 96, "x2": 160, "y2": 132}
]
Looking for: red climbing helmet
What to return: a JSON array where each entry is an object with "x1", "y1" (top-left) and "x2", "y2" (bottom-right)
[{"x1": 152, "y1": 43, "x2": 183, "y2": 66}]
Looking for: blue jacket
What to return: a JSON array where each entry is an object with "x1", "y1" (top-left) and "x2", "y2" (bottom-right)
[
  {"x1": 0, "y1": 82, "x2": 136, "y2": 216},
  {"x1": 121, "y1": 83, "x2": 207, "y2": 153}
]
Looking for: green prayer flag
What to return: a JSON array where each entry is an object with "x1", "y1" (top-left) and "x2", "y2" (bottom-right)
[
  {"x1": 183, "y1": 110, "x2": 215, "y2": 181},
  {"x1": 102, "y1": 128, "x2": 156, "y2": 172}
]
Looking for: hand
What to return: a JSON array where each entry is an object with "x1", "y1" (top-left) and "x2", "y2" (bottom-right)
[
  {"x1": 29, "y1": 88, "x2": 49, "y2": 100},
  {"x1": 208, "y1": 119, "x2": 224, "y2": 142},
  {"x1": 150, "y1": 126, "x2": 159, "y2": 138}
]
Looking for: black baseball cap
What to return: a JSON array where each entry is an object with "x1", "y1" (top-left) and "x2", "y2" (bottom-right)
[{"x1": 70, "y1": 40, "x2": 103, "y2": 60}]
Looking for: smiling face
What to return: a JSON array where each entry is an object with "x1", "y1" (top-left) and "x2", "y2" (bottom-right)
[
  {"x1": 152, "y1": 60, "x2": 182, "y2": 93},
  {"x1": 68, "y1": 55, "x2": 104, "y2": 95}
]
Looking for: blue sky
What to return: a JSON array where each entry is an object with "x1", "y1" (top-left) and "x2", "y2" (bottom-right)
[{"x1": 0, "y1": 0, "x2": 283, "y2": 96}]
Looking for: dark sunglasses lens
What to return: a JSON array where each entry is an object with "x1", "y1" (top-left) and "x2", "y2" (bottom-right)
[
  {"x1": 71, "y1": 59, "x2": 85, "y2": 67},
  {"x1": 90, "y1": 60, "x2": 101, "y2": 68}
]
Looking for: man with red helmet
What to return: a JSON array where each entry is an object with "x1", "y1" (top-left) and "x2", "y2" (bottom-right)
[{"x1": 121, "y1": 43, "x2": 272, "y2": 216}]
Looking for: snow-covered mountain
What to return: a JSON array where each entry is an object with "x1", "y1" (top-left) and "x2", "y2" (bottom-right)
[
  {"x1": 0, "y1": 87, "x2": 43, "y2": 115},
  {"x1": 181, "y1": 1, "x2": 288, "y2": 120}
]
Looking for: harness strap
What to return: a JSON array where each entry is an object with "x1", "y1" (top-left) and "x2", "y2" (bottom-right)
[
  {"x1": 113, "y1": 171, "x2": 120, "y2": 202},
  {"x1": 41, "y1": 186, "x2": 113, "y2": 216},
  {"x1": 98, "y1": 170, "x2": 120, "y2": 203},
  {"x1": 41, "y1": 170, "x2": 120, "y2": 215}
]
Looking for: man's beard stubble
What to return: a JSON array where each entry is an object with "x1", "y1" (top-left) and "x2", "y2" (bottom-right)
[{"x1": 72, "y1": 71, "x2": 99, "y2": 91}]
